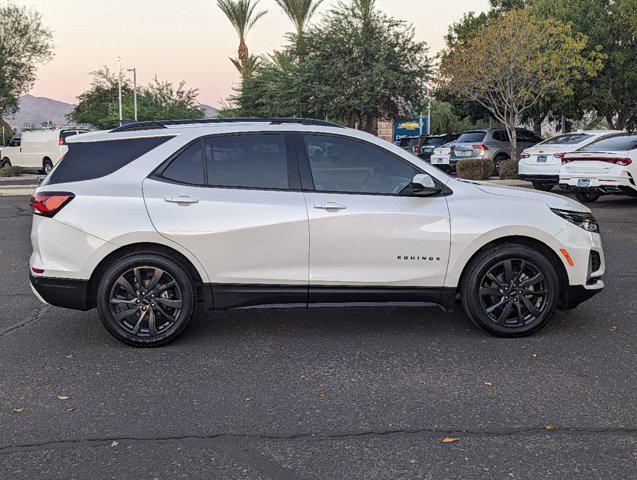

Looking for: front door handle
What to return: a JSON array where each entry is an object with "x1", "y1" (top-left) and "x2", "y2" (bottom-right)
[
  {"x1": 313, "y1": 202, "x2": 347, "y2": 211},
  {"x1": 164, "y1": 195, "x2": 199, "y2": 205}
]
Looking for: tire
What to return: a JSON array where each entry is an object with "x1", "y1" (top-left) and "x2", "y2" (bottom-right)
[
  {"x1": 493, "y1": 155, "x2": 509, "y2": 177},
  {"x1": 532, "y1": 181, "x2": 556, "y2": 192},
  {"x1": 460, "y1": 244, "x2": 560, "y2": 337},
  {"x1": 1, "y1": 158, "x2": 10, "y2": 169},
  {"x1": 96, "y1": 253, "x2": 197, "y2": 347},
  {"x1": 42, "y1": 159, "x2": 53, "y2": 174},
  {"x1": 575, "y1": 192, "x2": 600, "y2": 204}
]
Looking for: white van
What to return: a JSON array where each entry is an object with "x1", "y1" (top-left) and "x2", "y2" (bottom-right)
[{"x1": 1, "y1": 128, "x2": 89, "y2": 174}]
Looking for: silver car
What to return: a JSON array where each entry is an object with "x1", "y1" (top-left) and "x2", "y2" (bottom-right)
[{"x1": 449, "y1": 128, "x2": 542, "y2": 173}]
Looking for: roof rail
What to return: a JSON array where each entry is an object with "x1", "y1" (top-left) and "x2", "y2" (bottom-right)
[{"x1": 110, "y1": 117, "x2": 343, "y2": 133}]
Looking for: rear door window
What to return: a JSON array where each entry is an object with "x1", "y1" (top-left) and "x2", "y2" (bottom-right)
[
  {"x1": 160, "y1": 141, "x2": 205, "y2": 185},
  {"x1": 44, "y1": 136, "x2": 173, "y2": 185},
  {"x1": 204, "y1": 133, "x2": 289, "y2": 190}
]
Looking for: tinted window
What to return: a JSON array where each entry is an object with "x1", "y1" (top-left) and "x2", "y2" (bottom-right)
[
  {"x1": 580, "y1": 134, "x2": 637, "y2": 152},
  {"x1": 457, "y1": 131, "x2": 487, "y2": 143},
  {"x1": 205, "y1": 133, "x2": 289, "y2": 189},
  {"x1": 303, "y1": 134, "x2": 416, "y2": 195},
  {"x1": 423, "y1": 137, "x2": 445, "y2": 147},
  {"x1": 541, "y1": 133, "x2": 593, "y2": 145},
  {"x1": 8, "y1": 136, "x2": 21, "y2": 147},
  {"x1": 161, "y1": 141, "x2": 205, "y2": 185},
  {"x1": 517, "y1": 129, "x2": 541, "y2": 143},
  {"x1": 44, "y1": 136, "x2": 173, "y2": 185},
  {"x1": 492, "y1": 130, "x2": 509, "y2": 142}
]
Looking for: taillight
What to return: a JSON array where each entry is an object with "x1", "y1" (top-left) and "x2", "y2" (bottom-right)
[
  {"x1": 562, "y1": 157, "x2": 632, "y2": 166},
  {"x1": 553, "y1": 153, "x2": 566, "y2": 159},
  {"x1": 59, "y1": 136, "x2": 65, "y2": 146},
  {"x1": 473, "y1": 144, "x2": 489, "y2": 150},
  {"x1": 414, "y1": 146, "x2": 421, "y2": 154},
  {"x1": 29, "y1": 192, "x2": 75, "y2": 218},
  {"x1": 520, "y1": 152, "x2": 530, "y2": 159}
]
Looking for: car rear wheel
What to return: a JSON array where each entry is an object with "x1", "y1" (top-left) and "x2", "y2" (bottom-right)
[
  {"x1": 96, "y1": 253, "x2": 196, "y2": 347},
  {"x1": 493, "y1": 154, "x2": 509, "y2": 177},
  {"x1": 532, "y1": 181, "x2": 556, "y2": 192},
  {"x1": 1, "y1": 158, "x2": 10, "y2": 169},
  {"x1": 575, "y1": 192, "x2": 600, "y2": 204},
  {"x1": 461, "y1": 244, "x2": 560, "y2": 337}
]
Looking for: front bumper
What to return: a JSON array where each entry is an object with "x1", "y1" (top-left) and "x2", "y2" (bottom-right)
[
  {"x1": 564, "y1": 280, "x2": 604, "y2": 310},
  {"x1": 30, "y1": 274, "x2": 92, "y2": 311}
]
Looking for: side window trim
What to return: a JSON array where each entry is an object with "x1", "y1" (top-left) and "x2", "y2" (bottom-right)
[{"x1": 294, "y1": 132, "x2": 449, "y2": 197}]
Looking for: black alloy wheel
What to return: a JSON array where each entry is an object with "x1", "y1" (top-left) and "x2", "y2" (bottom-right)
[
  {"x1": 461, "y1": 244, "x2": 559, "y2": 337},
  {"x1": 97, "y1": 254, "x2": 196, "y2": 347},
  {"x1": 478, "y1": 259, "x2": 548, "y2": 327}
]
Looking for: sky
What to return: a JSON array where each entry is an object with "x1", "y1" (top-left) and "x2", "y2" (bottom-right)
[{"x1": 18, "y1": 0, "x2": 490, "y2": 107}]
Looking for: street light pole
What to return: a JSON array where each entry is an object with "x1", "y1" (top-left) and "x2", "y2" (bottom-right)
[
  {"x1": 127, "y1": 68, "x2": 138, "y2": 121},
  {"x1": 117, "y1": 57, "x2": 123, "y2": 125}
]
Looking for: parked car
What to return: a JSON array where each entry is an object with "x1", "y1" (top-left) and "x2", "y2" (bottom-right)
[
  {"x1": 559, "y1": 132, "x2": 637, "y2": 203},
  {"x1": 430, "y1": 142, "x2": 454, "y2": 168},
  {"x1": 396, "y1": 135, "x2": 423, "y2": 153},
  {"x1": 416, "y1": 134, "x2": 460, "y2": 162},
  {"x1": 519, "y1": 131, "x2": 622, "y2": 191},
  {"x1": 29, "y1": 118, "x2": 604, "y2": 347},
  {"x1": 1, "y1": 128, "x2": 89, "y2": 174},
  {"x1": 445, "y1": 128, "x2": 542, "y2": 174}
]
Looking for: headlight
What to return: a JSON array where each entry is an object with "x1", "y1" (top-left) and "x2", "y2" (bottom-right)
[{"x1": 551, "y1": 208, "x2": 600, "y2": 233}]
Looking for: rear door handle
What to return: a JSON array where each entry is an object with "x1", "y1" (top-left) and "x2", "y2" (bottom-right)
[
  {"x1": 313, "y1": 202, "x2": 347, "y2": 211},
  {"x1": 164, "y1": 195, "x2": 199, "y2": 205}
]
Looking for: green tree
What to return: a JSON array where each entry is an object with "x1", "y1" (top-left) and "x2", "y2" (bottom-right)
[
  {"x1": 217, "y1": 0, "x2": 267, "y2": 78},
  {"x1": 439, "y1": 7, "x2": 600, "y2": 161},
  {"x1": 533, "y1": 0, "x2": 637, "y2": 129},
  {"x1": 227, "y1": 1, "x2": 431, "y2": 133},
  {"x1": 0, "y1": 3, "x2": 54, "y2": 132},
  {"x1": 69, "y1": 68, "x2": 203, "y2": 129}
]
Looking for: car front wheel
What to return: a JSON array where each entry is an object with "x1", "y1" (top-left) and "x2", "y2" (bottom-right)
[
  {"x1": 461, "y1": 244, "x2": 560, "y2": 337},
  {"x1": 575, "y1": 192, "x2": 600, "y2": 203},
  {"x1": 96, "y1": 253, "x2": 196, "y2": 347}
]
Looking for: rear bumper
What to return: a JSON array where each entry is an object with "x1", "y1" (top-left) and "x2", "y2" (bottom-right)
[
  {"x1": 30, "y1": 274, "x2": 92, "y2": 311},
  {"x1": 519, "y1": 174, "x2": 559, "y2": 183}
]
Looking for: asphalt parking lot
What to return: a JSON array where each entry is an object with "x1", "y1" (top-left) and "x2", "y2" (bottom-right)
[{"x1": 0, "y1": 194, "x2": 635, "y2": 479}]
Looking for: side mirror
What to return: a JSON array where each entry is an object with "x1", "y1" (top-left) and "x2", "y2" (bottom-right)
[{"x1": 411, "y1": 173, "x2": 442, "y2": 196}]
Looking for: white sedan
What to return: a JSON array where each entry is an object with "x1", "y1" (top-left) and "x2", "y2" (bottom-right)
[
  {"x1": 560, "y1": 132, "x2": 637, "y2": 203},
  {"x1": 518, "y1": 130, "x2": 622, "y2": 191}
]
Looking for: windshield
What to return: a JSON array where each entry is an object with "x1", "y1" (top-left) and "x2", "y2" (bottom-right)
[
  {"x1": 580, "y1": 134, "x2": 637, "y2": 152},
  {"x1": 540, "y1": 133, "x2": 593, "y2": 146},
  {"x1": 456, "y1": 131, "x2": 486, "y2": 143}
]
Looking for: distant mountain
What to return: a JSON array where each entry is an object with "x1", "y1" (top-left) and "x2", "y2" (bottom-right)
[
  {"x1": 8, "y1": 94, "x2": 76, "y2": 130},
  {"x1": 6, "y1": 94, "x2": 218, "y2": 130},
  {"x1": 200, "y1": 103, "x2": 219, "y2": 119}
]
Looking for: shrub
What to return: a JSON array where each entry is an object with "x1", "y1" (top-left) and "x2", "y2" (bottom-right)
[
  {"x1": 0, "y1": 165, "x2": 24, "y2": 177},
  {"x1": 456, "y1": 158, "x2": 494, "y2": 180},
  {"x1": 498, "y1": 159, "x2": 519, "y2": 180}
]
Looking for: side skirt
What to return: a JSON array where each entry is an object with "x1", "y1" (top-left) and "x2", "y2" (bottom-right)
[{"x1": 209, "y1": 284, "x2": 456, "y2": 311}]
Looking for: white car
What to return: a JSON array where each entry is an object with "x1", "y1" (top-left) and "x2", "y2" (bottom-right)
[
  {"x1": 29, "y1": 118, "x2": 605, "y2": 347},
  {"x1": 430, "y1": 143, "x2": 454, "y2": 170},
  {"x1": 560, "y1": 132, "x2": 637, "y2": 203},
  {"x1": 1, "y1": 128, "x2": 89, "y2": 174},
  {"x1": 518, "y1": 130, "x2": 622, "y2": 191}
]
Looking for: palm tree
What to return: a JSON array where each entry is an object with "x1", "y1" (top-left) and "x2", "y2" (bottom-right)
[
  {"x1": 353, "y1": 0, "x2": 375, "y2": 26},
  {"x1": 230, "y1": 54, "x2": 260, "y2": 76},
  {"x1": 275, "y1": 0, "x2": 323, "y2": 36},
  {"x1": 217, "y1": 0, "x2": 267, "y2": 78}
]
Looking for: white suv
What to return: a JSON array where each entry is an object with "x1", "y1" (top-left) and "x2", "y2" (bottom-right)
[{"x1": 29, "y1": 119, "x2": 605, "y2": 347}]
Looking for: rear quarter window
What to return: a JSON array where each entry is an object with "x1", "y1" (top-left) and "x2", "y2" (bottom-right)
[{"x1": 44, "y1": 136, "x2": 173, "y2": 185}]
